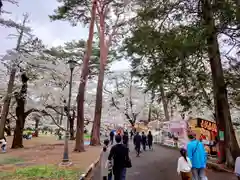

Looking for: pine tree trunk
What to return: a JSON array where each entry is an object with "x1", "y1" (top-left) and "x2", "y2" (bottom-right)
[
  {"x1": 0, "y1": 68, "x2": 16, "y2": 138},
  {"x1": 148, "y1": 90, "x2": 155, "y2": 122},
  {"x1": 35, "y1": 118, "x2": 39, "y2": 137},
  {"x1": 90, "y1": 12, "x2": 108, "y2": 146},
  {"x1": 202, "y1": 0, "x2": 240, "y2": 167},
  {"x1": 170, "y1": 101, "x2": 174, "y2": 118},
  {"x1": 235, "y1": 0, "x2": 240, "y2": 24},
  {"x1": 74, "y1": 0, "x2": 97, "y2": 152},
  {"x1": 160, "y1": 84, "x2": 170, "y2": 121},
  {"x1": 148, "y1": 104, "x2": 152, "y2": 122},
  {"x1": 12, "y1": 73, "x2": 28, "y2": 149},
  {"x1": 90, "y1": 62, "x2": 105, "y2": 145},
  {"x1": 12, "y1": 119, "x2": 24, "y2": 149},
  {"x1": 0, "y1": 24, "x2": 24, "y2": 139},
  {"x1": 12, "y1": 105, "x2": 25, "y2": 148}
]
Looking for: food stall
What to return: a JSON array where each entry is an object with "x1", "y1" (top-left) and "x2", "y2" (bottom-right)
[
  {"x1": 134, "y1": 121, "x2": 149, "y2": 133},
  {"x1": 188, "y1": 117, "x2": 218, "y2": 155}
]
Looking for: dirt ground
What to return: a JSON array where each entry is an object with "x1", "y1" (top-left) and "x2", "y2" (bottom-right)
[{"x1": 0, "y1": 135, "x2": 101, "y2": 174}]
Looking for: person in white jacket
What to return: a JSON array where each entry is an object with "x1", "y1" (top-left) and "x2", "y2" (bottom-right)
[
  {"x1": 0, "y1": 137, "x2": 7, "y2": 153},
  {"x1": 177, "y1": 148, "x2": 192, "y2": 180},
  {"x1": 101, "y1": 139, "x2": 112, "y2": 180}
]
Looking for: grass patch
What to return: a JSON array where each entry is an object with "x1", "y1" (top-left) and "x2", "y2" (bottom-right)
[
  {"x1": 0, "y1": 172, "x2": 11, "y2": 178},
  {"x1": 0, "y1": 165, "x2": 79, "y2": 179},
  {"x1": 84, "y1": 134, "x2": 91, "y2": 139},
  {"x1": 0, "y1": 157, "x2": 24, "y2": 165}
]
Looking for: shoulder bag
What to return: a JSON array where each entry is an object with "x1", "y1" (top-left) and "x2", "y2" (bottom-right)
[{"x1": 192, "y1": 141, "x2": 199, "y2": 156}]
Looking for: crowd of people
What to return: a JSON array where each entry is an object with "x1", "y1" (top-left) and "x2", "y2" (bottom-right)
[
  {"x1": 101, "y1": 130, "x2": 153, "y2": 180},
  {"x1": 103, "y1": 129, "x2": 209, "y2": 180}
]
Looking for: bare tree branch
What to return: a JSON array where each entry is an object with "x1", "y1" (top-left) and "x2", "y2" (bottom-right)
[{"x1": 23, "y1": 108, "x2": 67, "y2": 131}]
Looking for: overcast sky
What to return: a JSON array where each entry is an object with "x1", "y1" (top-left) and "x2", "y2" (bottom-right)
[{"x1": 0, "y1": 0, "x2": 130, "y2": 71}]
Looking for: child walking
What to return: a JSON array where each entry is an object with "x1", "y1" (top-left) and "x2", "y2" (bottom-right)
[
  {"x1": 101, "y1": 139, "x2": 112, "y2": 180},
  {"x1": 177, "y1": 148, "x2": 192, "y2": 180}
]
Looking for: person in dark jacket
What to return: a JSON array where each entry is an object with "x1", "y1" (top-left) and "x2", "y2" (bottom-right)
[
  {"x1": 110, "y1": 131, "x2": 114, "y2": 145},
  {"x1": 115, "y1": 132, "x2": 122, "y2": 144},
  {"x1": 122, "y1": 131, "x2": 129, "y2": 148},
  {"x1": 108, "y1": 135, "x2": 130, "y2": 180},
  {"x1": 141, "y1": 132, "x2": 147, "y2": 151},
  {"x1": 130, "y1": 130, "x2": 134, "y2": 139},
  {"x1": 133, "y1": 132, "x2": 142, "y2": 157},
  {"x1": 147, "y1": 131, "x2": 153, "y2": 150}
]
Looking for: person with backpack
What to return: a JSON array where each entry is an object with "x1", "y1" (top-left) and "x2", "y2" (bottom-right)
[
  {"x1": 187, "y1": 132, "x2": 207, "y2": 180},
  {"x1": 177, "y1": 148, "x2": 192, "y2": 180},
  {"x1": 107, "y1": 135, "x2": 131, "y2": 180}
]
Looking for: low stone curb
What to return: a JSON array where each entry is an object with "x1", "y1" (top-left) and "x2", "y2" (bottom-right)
[
  {"x1": 79, "y1": 155, "x2": 101, "y2": 180},
  {"x1": 158, "y1": 144, "x2": 234, "y2": 174},
  {"x1": 207, "y1": 161, "x2": 233, "y2": 173},
  {"x1": 79, "y1": 139, "x2": 105, "y2": 180}
]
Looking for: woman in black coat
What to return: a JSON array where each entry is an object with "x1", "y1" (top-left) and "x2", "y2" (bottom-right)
[{"x1": 147, "y1": 131, "x2": 153, "y2": 150}]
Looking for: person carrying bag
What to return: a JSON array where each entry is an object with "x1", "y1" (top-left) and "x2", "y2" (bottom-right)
[{"x1": 187, "y1": 132, "x2": 207, "y2": 180}]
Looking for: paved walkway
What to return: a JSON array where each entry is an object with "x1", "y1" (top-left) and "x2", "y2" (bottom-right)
[{"x1": 92, "y1": 144, "x2": 236, "y2": 180}]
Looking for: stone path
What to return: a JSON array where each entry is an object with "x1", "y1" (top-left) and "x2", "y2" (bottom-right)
[{"x1": 92, "y1": 144, "x2": 236, "y2": 180}]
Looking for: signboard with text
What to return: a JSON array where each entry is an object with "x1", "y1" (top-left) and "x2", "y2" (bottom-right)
[{"x1": 197, "y1": 118, "x2": 217, "y2": 132}]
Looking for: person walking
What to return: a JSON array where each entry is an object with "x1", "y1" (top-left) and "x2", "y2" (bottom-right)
[
  {"x1": 130, "y1": 130, "x2": 134, "y2": 139},
  {"x1": 110, "y1": 131, "x2": 114, "y2": 145},
  {"x1": 147, "y1": 131, "x2": 153, "y2": 150},
  {"x1": 235, "y1": 156, "x2": 240, "y2": 180},
  {"x1": 133, "y1": 132, "x2": 142, "y2": 157},
  {"x1": 122, "y1": 133, "x2": 130, "y2": 180},
  {"x1": 0, "y1": 137, "x2": 7, "y2": 153},
  {"x1": 187, "y1": 132, "x2": 207, "y2": 180},
  {"x1": 177, "y1": 148, "x2": 192, "y2": 180},
  {"x1": 122, "y1": 131, "x2": 129, "y2": 148},
  {"x1": 101, "y1": 139, "x2": 112, "y2": 180},
  {"x1": 108, "y1": 135, "x2": 131, "y2": 180},
  {"x1": 115, "y1": 132, "x2": 122, "y2": 144},
  {"x1": 141, "y1": 132, "x2": 147, "y2": 151}
]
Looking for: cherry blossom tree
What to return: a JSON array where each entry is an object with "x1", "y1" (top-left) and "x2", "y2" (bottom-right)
[
  {"x1": 89, "y1": 0, "x2": 135, "y2": 145},
  {"x1": 0, "y1": 0, "x2": 31, "y2": 31},
  {"x1": 50, "y1": 0, "x2": 131, "y2": 146},
  {"x1": 50, "y1": 0, "x2": 98, "y2": 151},
  {"x1": 104, "y1": 72, "x2": 148, "y2": 127},
  {"x1": 23, "y1": 40, "x2": 100, "y2": 141},
  {"x1": 11, "y1": 72, "x2": 29, "y2": 148},
  {"x1": 0, "y1": 14, "x2": 32, "y2": 139}
]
